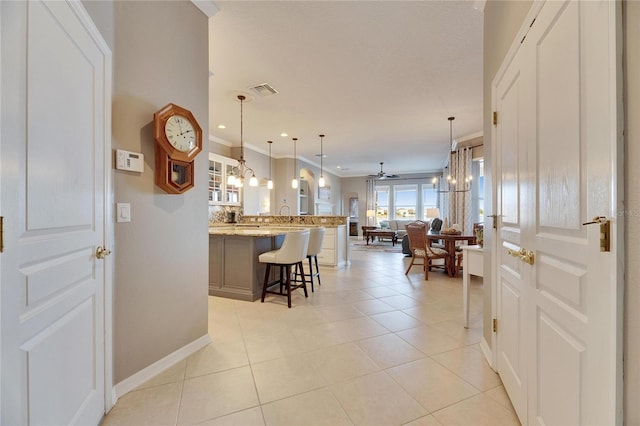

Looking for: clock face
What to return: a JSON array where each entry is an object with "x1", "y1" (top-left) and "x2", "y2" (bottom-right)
[{"x1": 164, "y1": 115, "x2": 196, "y2": 152}]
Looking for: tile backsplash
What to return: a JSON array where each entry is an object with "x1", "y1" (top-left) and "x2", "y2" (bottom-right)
[{"x1": 208, "y1": 205, "x2": 243, "y2": 224}]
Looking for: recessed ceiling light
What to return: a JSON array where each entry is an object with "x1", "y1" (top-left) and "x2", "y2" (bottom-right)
[
  {"x1": 217, "y1": 124, "x2": 226, "y2": 129},
  {"x1": 280, "y1": 133, "x2": 288, "y2": 137}
]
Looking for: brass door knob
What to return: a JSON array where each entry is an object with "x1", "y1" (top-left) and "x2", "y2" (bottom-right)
[
  {"x1": 96, "y1": 246, "x2": 112, "y2": 259},
  {"x1": 507, "y1": 247, "x2": 535, "y2": 265}
]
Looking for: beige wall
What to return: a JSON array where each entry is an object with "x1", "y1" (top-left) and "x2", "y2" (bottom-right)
[
  {"x1": 341, "y1": 177, "x2": 369, "y2": 229},
  {"x1": 268, "y1": 155, "x2": 342, "y2": 216},
  {"x1": 484, "y1": 1, "x2": 639, "y2": 422},
  {"x1": 624, "y1": 1, "x2": 639, "y2": 423},
  {"x1": 84, "y1": 0, "x2": 210, "y2": 384}
]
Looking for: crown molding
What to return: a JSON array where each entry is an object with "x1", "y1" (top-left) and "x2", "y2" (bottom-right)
[{"x1": 190, "y1": 0, "x2": 219, "y2": 17}]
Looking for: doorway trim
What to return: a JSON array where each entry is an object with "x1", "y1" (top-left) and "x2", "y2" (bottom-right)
[
  {"x1": 488, "y1": 0, "x2": 544, "y2": 371},
  {"x1": 67, "y1": 0, "x2": 115, "y2": 413}
]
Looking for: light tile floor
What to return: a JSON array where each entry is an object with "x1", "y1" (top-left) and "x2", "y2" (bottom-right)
[{"x1": 103, "y1": 246, "x2": 520, "y2": 426}]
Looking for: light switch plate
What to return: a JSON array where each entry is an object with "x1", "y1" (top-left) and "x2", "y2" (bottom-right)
[{"x1": 117, "y1": 203, "x2": 131, "y2": 223}]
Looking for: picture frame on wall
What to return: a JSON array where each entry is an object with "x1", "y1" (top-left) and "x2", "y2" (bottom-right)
[
  {"x1": 349, "y1": 197, "x2": 358, "y2": 218},
  {"x1": 319, "y1": 186, "x2": 331, "y2": 201}
]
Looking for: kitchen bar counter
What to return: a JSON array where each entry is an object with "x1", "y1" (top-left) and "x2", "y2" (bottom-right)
[
  {"x1": 209, "y1": 227, "x2": 298, "y2": 237},
  {"x1": 208, "y1": 220, "x2": 350, "y2": 301},
  {"x1": 209, "y1": 232, "x2": 286, "y2": 301}
]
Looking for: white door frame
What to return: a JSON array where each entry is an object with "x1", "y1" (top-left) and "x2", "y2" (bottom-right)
[
  {"x1": 69, "y1": 0, "x2": 115, "y2": 412},
  {"x1": 489, "y1": 1, "x2": 545, "y2": 372}
]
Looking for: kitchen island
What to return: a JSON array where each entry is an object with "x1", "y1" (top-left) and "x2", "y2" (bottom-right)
[
  {"x1": 208, "y1": 217, "x2": 349, "y2": 301},
  {"x1": 208, "y1": 227, "x2": 288, "y2": 301}
]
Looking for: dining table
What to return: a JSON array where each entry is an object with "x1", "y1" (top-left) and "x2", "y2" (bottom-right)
[{"x1": 426, "y1": 232, "x2": 477, "y2": 277}]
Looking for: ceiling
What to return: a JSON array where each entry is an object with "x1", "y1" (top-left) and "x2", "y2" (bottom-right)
[{"x1": 208, "y1": 1, "x2": 484, "y2": 178}]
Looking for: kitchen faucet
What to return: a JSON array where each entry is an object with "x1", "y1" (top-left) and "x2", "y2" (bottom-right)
[{"x1": 279, "y1": 204, "x2": 290, "y2": 216}]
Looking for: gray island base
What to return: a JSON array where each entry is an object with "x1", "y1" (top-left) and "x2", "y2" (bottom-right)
[{"x1": 209, "y1": 232, "x2": 285, "y2": 301}]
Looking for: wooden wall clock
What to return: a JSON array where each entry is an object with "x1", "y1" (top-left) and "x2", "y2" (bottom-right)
[{"x1": 153, "y1": 103, "x2": 202, "y2": 194}]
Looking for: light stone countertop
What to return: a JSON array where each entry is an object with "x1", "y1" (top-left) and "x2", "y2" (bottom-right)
[{"x1": 208, "y1": 226, "x2": 310, "y2": 237}]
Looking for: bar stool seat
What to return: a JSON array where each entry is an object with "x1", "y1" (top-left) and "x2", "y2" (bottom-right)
[
  {"x1": 259, "y1": 229, "x2": 310, "y2": 308},
  {"x1": 294, "y1": 227, "x2": 325, "y2": 292}
]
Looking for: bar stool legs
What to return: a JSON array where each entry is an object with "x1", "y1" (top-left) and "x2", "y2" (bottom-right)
[
  {"x1": 261, "y1": 261, "x2": 308, "y2": 308},
  {"x1": 294, "y1": 254, "x2": 321, "y2": 292},
  {"x1": 258, "y1": 229, "x2": 311, "y2": 308}
]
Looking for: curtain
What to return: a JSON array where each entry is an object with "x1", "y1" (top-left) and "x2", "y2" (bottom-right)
[
  {"x1": 365, "y1": 178, "x2": 375, "y2": 226},
  {"x1": 448, "y1": 147, "x2": 473, "y2": 234},
  {"x1": 438, "y1": 166, "x2": 449, "y2": 224}
]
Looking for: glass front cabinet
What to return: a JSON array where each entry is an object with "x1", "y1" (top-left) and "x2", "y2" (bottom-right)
[{"x1": 209, "y1": 153, "x2": 241, "y2": 206}]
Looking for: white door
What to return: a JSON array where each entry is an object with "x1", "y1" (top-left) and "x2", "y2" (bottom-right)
[
  {"x1": 493, "y1": 1, "x2": 622, "y2": 424},
  {"x1": 494, "y1": 40, "x2": 529, "y2": 424},
  {"x1": 1, "y1": 1, "x2": 112, "y2": 425}
]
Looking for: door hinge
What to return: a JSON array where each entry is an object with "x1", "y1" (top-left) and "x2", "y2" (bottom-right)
[
  {"x1": 493, "y1": 318, "x2": 498, "y2": 333},
  {"x1": 492, "y1": 111, "x2": 498, "y2": 126},
  {"x1": 0, "y1": 216, "x2": 4, "y2": 253}
]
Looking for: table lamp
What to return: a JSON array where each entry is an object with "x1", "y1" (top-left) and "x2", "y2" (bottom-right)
[
  {"x1": 366, "y1": 209, "x2": 375, "y2": 225},
  {"x1": 426, "y1": 207, "x2": 440, "y2": 219}
]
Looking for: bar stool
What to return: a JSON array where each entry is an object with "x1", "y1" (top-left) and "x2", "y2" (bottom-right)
[
  {"x1": 294, "y1": 227, "x2": 325, "y2": 292},
  {"x1": 259, "y1": 229, "x2": 310, "y2": 308}
]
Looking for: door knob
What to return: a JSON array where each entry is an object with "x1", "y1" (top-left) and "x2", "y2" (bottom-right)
[
  {"x1": 96, "y1": 246, "x2": 112, "y2": 259},
  {"x1": 507, "y1": 247, "x2": 535, "y2": 265}
]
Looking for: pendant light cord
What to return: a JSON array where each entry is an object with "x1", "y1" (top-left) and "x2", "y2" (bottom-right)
[
  {"x1": 293, "y1": 137, "x2": 298, "y2": 181},
  {"x1": 268, "y1": 141, "x2": 272, "y2": 180},
  {"x1": 319, "y1": 134, "x2": 324, "y2": 178}
]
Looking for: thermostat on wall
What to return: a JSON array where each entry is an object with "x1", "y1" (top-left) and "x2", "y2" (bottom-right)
[{"x1": 116, "y1": 149, "x2": 144, "y2": 172}]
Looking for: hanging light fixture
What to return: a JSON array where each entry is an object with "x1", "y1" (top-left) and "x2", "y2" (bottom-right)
[
  {"x1": 267, "y1": 140, "x2": 274, "y2": 190},
  {"x1": 318, "y1": 134, "x2": 326, "y2": 188},
  {"x1": 434, "y1": 116, "x2": 472, "y2": 193},
  {"x1": 291, "y1": 137, "x2": 299, "y2": 189},
  {"x1": 227, "y1": 95, "x2": 258, "y2": 188}
]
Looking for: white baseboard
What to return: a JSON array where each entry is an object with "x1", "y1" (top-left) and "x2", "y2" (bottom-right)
[
  {"x1": 112, "y1": 334, "x2": 211, "y2": 400},
  {"x1": 480, "y1": 336, "x2": 495, "y2": 371}
]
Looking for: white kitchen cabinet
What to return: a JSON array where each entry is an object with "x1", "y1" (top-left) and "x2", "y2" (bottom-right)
[
  {"x1": 317, "y1": 225, "x2": 348, "y2": 269},
  {"x1": 299, "y1": 179, "x2": 309, "y2": 214},
  {"x1": 209, "y1": 153, "x2": 241, "y2": 205}
]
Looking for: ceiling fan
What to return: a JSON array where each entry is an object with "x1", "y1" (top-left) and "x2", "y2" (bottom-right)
[{"x1": 369, "y1": 162, "x2": 399, "y2": 180}]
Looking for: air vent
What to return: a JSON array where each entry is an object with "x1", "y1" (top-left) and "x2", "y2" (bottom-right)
[{"x1": 250, "y1": 83, "x2": 278, "y2": 97}]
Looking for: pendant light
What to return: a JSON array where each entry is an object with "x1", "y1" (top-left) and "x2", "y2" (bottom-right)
[
  {"x1": 318, "y1": 134, "x2": 326, "y2": 188},
  {"x1": 291, "y1": 137, "x2": 299, "y2": 189},
  {"x1": 434, "y1": 116, "x2": 472, "y2": 193},
  {"x1": 227, "y1": 95, "x2": 258, "y2": 188},
  {"x1": 267, "y1": 140, "x2": 274, "y2": 190}
]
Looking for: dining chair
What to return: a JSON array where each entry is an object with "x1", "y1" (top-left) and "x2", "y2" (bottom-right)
[{"x1": 405, "y1": 220, "x2": 449, "y2": 280}]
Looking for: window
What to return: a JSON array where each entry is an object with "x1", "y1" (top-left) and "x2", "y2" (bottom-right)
[
  {"x1": 394, "y1": 185, "x2": 417, "y2": 220},
  {"x1": 472, "y1": 159, "x2": 484, "y2": 223},
  {"x1": 375, "y1": 186, "x2": 389, "y2": 224},
  {"x1": 422, "y1": 185, "x2": 438, "y2": 220}
]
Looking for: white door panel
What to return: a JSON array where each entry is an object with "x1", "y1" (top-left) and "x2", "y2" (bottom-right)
[
  {"x1": 527, "y1": 1, "x2": 620, "y2": 425},
  {"x1": 495, "y1": 41, "x2": 528, "y2": 423},
  {"x1": 492, "y1": 0, "x2": 622, "y2": 424},
  {"x1": 1, "y1": 1, "x2": 111, "y2": 424}
]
